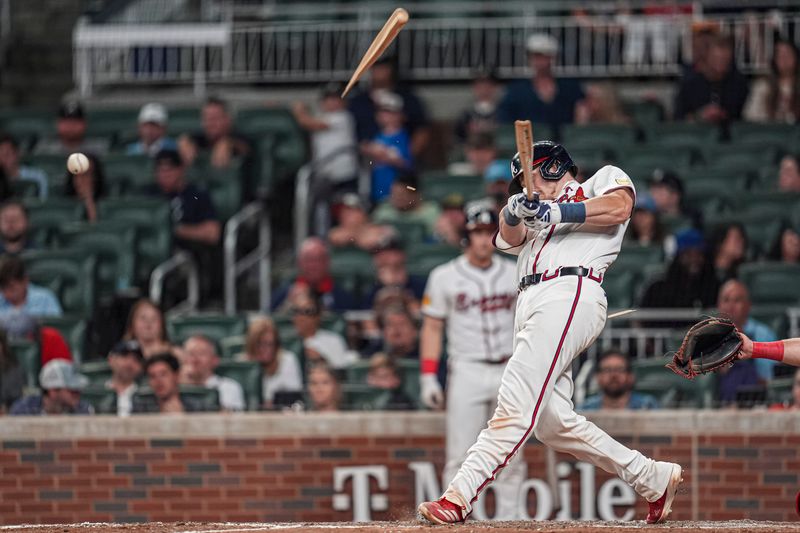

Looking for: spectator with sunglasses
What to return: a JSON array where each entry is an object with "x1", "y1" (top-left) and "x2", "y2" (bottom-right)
[{"x1": 289, "y1": 289, "x2": 356, "y2": 370}]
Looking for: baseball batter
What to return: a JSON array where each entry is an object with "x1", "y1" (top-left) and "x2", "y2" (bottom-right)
[
  {"x1": 419, "y1": 200, "x2": 526, "y2": 520},
  {"x1": 419, "y1": 141, "x2": 682, "y2": 525}
]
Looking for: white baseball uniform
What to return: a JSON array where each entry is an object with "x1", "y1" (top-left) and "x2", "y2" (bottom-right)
[
  {"x1": 422, "y1": 253, "x2": 526, "y2": 520},
  {"x1": 443, "y1": 165, "x2": 676, "y2": 516}
]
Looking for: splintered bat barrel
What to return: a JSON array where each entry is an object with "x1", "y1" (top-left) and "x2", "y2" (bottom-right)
[
  {"x1": 514, "y1": 120, "x2": 535, "y2": 201},
  {"x1": 341, "y1": 8, "x2": 409, "y2": 98}
]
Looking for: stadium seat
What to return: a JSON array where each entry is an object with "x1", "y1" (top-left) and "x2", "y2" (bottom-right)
[
  {"x1": 22, "y1": 249, "x2": 97, "y2": 316},
  {"x1": 10, "y1": 339, "x2": 40, "y2": 389},
  {"x1": 57, "y1": 221, "x2": 138, "y2": 297},
  {"x1": 79, "y1": 360, "x2": 112, "y2": 386},
  {"x1": 407, "y1": 243, "x2": 460, "y2": 277},
  {"x1": 1, "y1": 112, "x2": 54, "y2": 149},
  {"x1": 216, "y1": 360, "x2": 263, "y2": 411},
  {"x1": 330, "y1": 247, "x2": 375, "y2": 279},
  {"x1": 81, "y1": 386, "x2": 117, "y2": 414},
  {"x1": 340, "y1": 383, "x2": 393, "y2": 410},
  {"x1": 165, "y1": 109, "x2": 201, "y2": 137},
  {"x1": 618, "y1": 146, "x2": 694, "y2": 174},
  {"x1": 700, "y1": 147, "x2": 775, "y2": 175},
  {"x1": 561, "y1": 124, "x2": 638, "y2": 152},
  {"x1": 103, "y1": 153, "x2": 152, "y2": 195},
  {"x1": 624, "y1": 100, "x2": 664, "y2": 125},
  {"x1": 85, "y1": 108, "x2": 139, "y2": 143},
  {"x1": 748, "y1": 304, "x2": 789, "y2": 339},
  {"x1": 188, "y1": 157, "x2": 243, "y2": 221},
  {"x1": 643, "y1": 123, "x2": 719, "y2": 149},
  {"x1": 739, "y1": 262, "x2": 800, "y2": 305},
  {"x1": 729, "y1": 122, "x2": 799, "y2": 150},
  {"x1": 39, "y1": 315, "x2": 88, "y2": 364},
  {"x1": 11, "y1": 179, "x2": 41, "y2": 199},
  {"x1": 237, "y1": 107, "x2": 307, "y2": 181},
  {"x1": 766, "y1": 376, "x2": 794, "y2": 404},
  {"x1": 22, "y1": 154, "x2": 64, "y2": 190},
  {"x1": 602, "y1": 269, "x2": 639, "y2": 309},
  {"x1": 632, "y1": 357, "x2": 715, "y2": 408},
  {"x1": 391, "y1": 220, "x2": 428, "y2": 244},
  {"x1": 220, "y1": 335, "x2": 246, "y2": 359},
  {"x1": 134, "y1": 385, "x2": 221, "y2": 412},
  {"x1": 421, "y1": 173, "x2": 484, "y2": 204},
  {"x1": 167, "y1": 314, "x2": 247, "y2": 343},
  {"x1": 611, "y1": 244, "x2": 663, "y2": 272},
  {"x1": 25, "y1": 198, "x2": 85, "y2": 246}
]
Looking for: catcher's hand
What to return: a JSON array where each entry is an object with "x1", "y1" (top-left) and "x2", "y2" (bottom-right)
[{"x1": 666, "y1": 316, "x2": 744, "y2": 379}]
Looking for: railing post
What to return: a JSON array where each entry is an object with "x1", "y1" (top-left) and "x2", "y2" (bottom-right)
[{"x1": 259, "y1": 204, "x2": 271, "y2": 312}]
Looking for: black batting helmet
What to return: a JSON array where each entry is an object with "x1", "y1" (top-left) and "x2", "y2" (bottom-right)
[
  {"x1": 511, "y1": 140, "x2": 577, "y2": 182},
  {"x1": 464, "y1": 200, "x2": 499, "y2": 232}
]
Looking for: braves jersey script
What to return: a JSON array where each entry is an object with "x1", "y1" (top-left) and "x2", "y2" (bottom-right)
[
  {"x1": 422, "y1": 255, "x2": 517, "y2": 363},
  {"x1": 494, "y1": 165, "x2": 636, "y2": 278}
]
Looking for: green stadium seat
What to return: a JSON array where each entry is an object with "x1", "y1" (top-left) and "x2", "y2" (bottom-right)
[
  {"x1": 602, "y1": 269, "x2": 639, "y2": 309},
  {"x1": 133, "y1": 385, "x2": 221, "y2": 412},
  {"x1": 220, "y1": 335, "x2": 246, "y2": 359},
  {"x1": 748, "y1": 304, "x2": 789, "y2": 339},
  {"x1": 103, "y1": 153, "x2": 152, "y2": 195},
  {"x1": 97, "y1": 197, "x2": 172, "y2": 283},
  {"x1": 341, "y1": 383, "x2": 393, "y2": 410},
  {"x1": 407, "y1": 243, "x2": 460, "y2": 277},
  {"x1": 25, "y1": 198, "x2": 85, "y2": 246},
  {"x1": 79, "y1": 360, "x2": 112, "y2": 386},
  {"x1": 22, "y1": 154, "x2": 63, "y2": 189},
  {"x1": 612, "y1": 244, "x2": 663, "y2": 271},
  {"x1": 237, "y1": 108, "x2": 307, "y2": 182},
  {"x1": 643, "y1": 123, "x2": 719, "y2": 148},
  {"x1": 330, "y1": 247, "x2": 375, "y2": 278},
  {"x1": 165, "y1": 109, "x2": 201, "y2": 137},
  {"x1": 39, "y1": 315, "x2": 88, "y2": 363},
  {"x1": 561, "y1": 124, "x2": 638, "y2": 152},
  {"x1": 700, "y1": 147, "x2": 775, "y2": 174},
  {"x1": 11, "y1": 339, "x2": 40, "y2": 389},
  {"x1": 85, "y1": 108, "x2": 139, "y2": 142},
  {"x1": 11, "y1": 180, "x2": 41, "y2": 199},
  {"x1": 739, "y1": 262, "x2": 800, "y2": 305},
  {"x1": 1, "y1": 112, "x2": 54, "y2": 148},
  {"x1": 632, "y1": 357, "x2": 715, "y2": 408},
  {"x1": 619, "y1": 147, "x2": 693, "y2": 173},
  {"x1": 624, "y1": 100, "x2": 664, "y2": 125},
  {"x1": 421, "y1": 173, "x2": 484, "y2": 203},
  {"x1": 167, "y1": 314, "x2": 247, "y2": 343},
  {"x1": 495, "y1": 124, "x2": 555, "y2": 157},
  {"x1": 766, "y1": 376, "x2": 794, "y2": 404},
  {"x1": 57, "y1": 221, "x2": 138, "y2": 297},
  {"x1": 22, "y1": 249, "x2": 97, "y2": 316},
  {"x1": 187, "y1": 157, "x2": 243, "y2": 221},
  {"x1": 729, "y1": 122, "x2": 799, "y2": 150},
  {"x1": 81, "y1": 386, "x2": 117, "y2": 414},
  {"x1": 391, "y1": 220, "x2": 428, "y2": 244},
  {"x1": 216, "y1": 360, "x2": 263, "y2": 411}
]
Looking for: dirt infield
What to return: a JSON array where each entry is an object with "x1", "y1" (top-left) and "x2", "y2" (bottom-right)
[{"x1": 2, "y1": 521, "x2": 800, "y2": 533}]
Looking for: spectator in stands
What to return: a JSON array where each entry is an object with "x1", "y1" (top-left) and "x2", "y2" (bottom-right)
[
  {"x1": 497, "y1": 33, "x2": 584, "y2": 132},
  {"x1": 105, "y1": 340, "x2": 144, "y2": 417},
  {"x1": 674, "y1": 34, "x2": 748, "y2": 124},
  {"x1": 710, "y1": 224, "x2": 748, "y2": 283},
  {"x1": 290, "y1": 290, "x2": 356, "y2": 370},
  {"x1": 0, "y1": 256, "x2": 62, "y2": 317},
  {"x1": 64, "y1": 153, "x2": 105, "y2": 222},
  {"x1": 133, "y1": 352, "x2": 208, "y2": 413},
  {"x1": 372, "y1": 173, "x2": 442, "y2": 237},
  {"x1": 34, "y1": 101, "x2": 109, "y2": 156},
  {"x1": 434, "y1": 194, "x2": 467, "y2": 247},
  {"x1": 147, "y1": 149, "x2": 221, "y2": 301},
  {"x1": 178, "y1": 97, "x2": 251, "y2": 170},
  {"x1": 647, "y1": 169, "x2": 700, "y2": 229},
  {"x1": 0, "y1": 313, "x2": 73, "y2": 368},
  {"x1": 640, "y1": 229, "x2": 719, "y2": 311},
  {"x1": 454, "y1": 69, "x2": 501, "y2": 143},
  {"x1": 241, "y1": 317, "x2": 302, "y2": 409},
  {"x1": 578, "y1": 349, "x2": 659, "y2": 410},
  {"x1": 744, "y1": 39, "x2": 800, "y2": 123},
  {"x1": 271, "y1": 237, "x2": 357, "y2": 312},
  {"x1": 364, "y1": 234, "x2": 425, "y2": 309},
  {"x1": 484, "y1": 161, "x2": 513, "y2": 207},
  {"x1": 181, "y1": 334, "x2": 245, "y2": 411},
  {"x1": 361, "y1": 91, "x2": 414, "y2": 202},
  {"x1": 122, "y1": 299, "x2": 174, "y2": 359},
  {"x1": 9, "y1": 359, "x2": 92, "y2": 415},
  {"x1": 0, "y1": 133, "x2": 47, "y2": 199},
  {"x1": 366, "y1": 352, "x2": 415, "y2": 410},
  {"x1": 717, "y1": 280, "x2": 779, "y2": 382},
  {"x1": 626, "y1": 195, "x2": 665, "y2": 248},
  {"x1": 126, "y1": 103, "x2": 177, "y2": 157},
  {"x1": 574, "y1": 82, "x2": 631, "y2": 125},
  {"x1": 770, "y1": 368, "x2": 800, "y2": 410},
  {"x1": 327, "y1": 193, "x2": 394, "y2": 251},
  {"x1": 0, "y1": 329, "x2": 23, "y2": 413},
  {"x1": 306, "y1": 361, "x2": 342, "y2": 412},
  {"x1": 777, "y1": 154, "x2": 800, "y2": 193},
  {"x1": 0, "y1": 201, "x2": 35, "y2": 255},
  {"x1": 378, "y1": 305, "x2": 419, "y2": 359},
  {"x1": 768, "y1": 224, "x2": 800, "y2": 264},
  {"x1": 347, "y1": 56, "x2": 431, "y2": 159},
  {"x1": 448, "y1": 132, "x2": 502, "y2": 179}
]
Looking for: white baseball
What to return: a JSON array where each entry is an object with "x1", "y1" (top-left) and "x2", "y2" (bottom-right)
[{"x1": 67, "y1": 153, "x2": 90, "y2": 175}]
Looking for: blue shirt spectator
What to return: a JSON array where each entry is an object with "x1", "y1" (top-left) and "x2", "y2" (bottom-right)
[
  {"x1": 0, "y1": 133, "x2": 48, "y2": 199},
  {"x1": 371, "y1": 129, "x2": 412, "y2": 202},
  {"x1": 579, "y1": 392, "x2": 660, "y2": 411},
  {"x1": 0, "y1": 256, "x2": 62, "y2": 317},
  {"x1": 577, "y1": 349, "x2": 661, "y2": 411},
  {"x1": 361, "y1": 91, "x2": 413, "y2": 202}
]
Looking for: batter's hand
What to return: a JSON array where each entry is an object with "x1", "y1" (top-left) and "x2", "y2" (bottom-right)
[
  {"x1": 506, "y1": 193, "x2": 540, "y2": 220},
  {"x1": 420, "y1": 374, "x2": 444, "y2": 410},
  {"x1": 523, "y1": 200, "x2": 561, "y2": 230}
]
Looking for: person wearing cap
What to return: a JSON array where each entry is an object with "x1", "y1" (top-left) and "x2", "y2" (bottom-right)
[
  {"x1": 0, "y1": 256, "x2": 62, "y2": 318},
  {"x1": 34, "y1": 100, "x2": 109, "y2": 156},
  {"x1": 454, "y1": 69, "x2": 501, "y2": 143},
  {"x1": 363, "y1": 234, "x2": 426, "y2": 310},
  {"x1": 327, "y1": 192, "x2": 394, "y2": 251},
  {"x1": 126, "y1": 103, "x2": 177, "y2": 157},
  {"x1": 146, "y1": 149, "x2": 221, "y2": 302},
  {"x1": 290, "y1": 289, "x2": 356, "y2": 370},
  {"x1": 133, "y1": 352, "x2": 209, "y2": 414},
  {"x1": 372, "y1": 172, "x2": 441, "y2": 237},
  {"x1": 105, "y1": 340, "x2": 144, "y2": 416},
  {"x1": 9, "y1": 359, "x2": 93, "y2": 415},
  {"x1": 0, "y1": 133, "x2": 47, "y2": 199},
  {"x1": 496, "y1": 33, "x2": 585, "y2": 130},
  {"x1": 347, "y1": 56, "x2": 431, "y2": 159},
  {"x1": 181, "y1": 334, "x2": 245, "y2": 411}
]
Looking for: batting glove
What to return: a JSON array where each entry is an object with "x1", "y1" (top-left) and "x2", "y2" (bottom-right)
[
  {"x1": 523, "y1": 201, "x2": 561, "y2": 230},
  {"x1": 506, "y1": 193, "x2": 540, "y2": 220},
  {"x1": 420, "y1": 374, "x2": 444, "y2": 410}
]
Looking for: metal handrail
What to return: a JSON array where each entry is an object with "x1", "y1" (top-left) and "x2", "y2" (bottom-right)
[
  {"x1": 223, "y1": 202, "x2": 271, "y2": 315},
  {"x1": 149, "y1": 250, "x2": 200, "y2": 316}
]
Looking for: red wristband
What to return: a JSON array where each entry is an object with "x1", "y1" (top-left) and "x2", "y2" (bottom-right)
[
  {"x1": 752, "y1": 341, "x2": 784, "y2": 361},
  {"x1": 421, "y1": 359, "x2": 439, "y2": 375}
]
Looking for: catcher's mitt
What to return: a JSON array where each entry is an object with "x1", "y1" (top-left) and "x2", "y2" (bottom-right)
[{"x1": 666, "y1": 316, "x2": 743, "y2": 379}]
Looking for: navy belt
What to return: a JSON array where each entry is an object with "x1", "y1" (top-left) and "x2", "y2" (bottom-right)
[{"x1": 518, "y1": 266, "x2": 603, "y2": 292}]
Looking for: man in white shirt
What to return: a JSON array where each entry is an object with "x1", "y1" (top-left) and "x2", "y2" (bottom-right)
[
  {"x1": 181, "y1": 334, "x2": 245, "y2": 411},
  {"x1": 105, "y1": 340, "x2": 144, "y2": 416}
]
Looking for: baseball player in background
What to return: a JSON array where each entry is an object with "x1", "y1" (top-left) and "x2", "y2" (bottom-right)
[
  {"x1": 419, "y1": 141, "x2": 682, "y2": 525},
  {"x1": 419, "y1": 200, "x2": 525, "y2": 520}
]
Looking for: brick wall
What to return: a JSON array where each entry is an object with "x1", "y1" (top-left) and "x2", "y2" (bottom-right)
[{"x1": 0, "y1": 412, "x2": 798, "y2": 524}]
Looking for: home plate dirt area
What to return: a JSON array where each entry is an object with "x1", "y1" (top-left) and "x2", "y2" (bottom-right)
[{"x1": 3, "y1": 521, "x2": 800, "y2": 533}]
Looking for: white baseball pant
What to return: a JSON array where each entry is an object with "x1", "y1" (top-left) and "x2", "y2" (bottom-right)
[
  {"x1": 444, "y1": 360, "x2": 527, "y2": 520},
  {"x1": 444, "y1": 275, "x2": 675, "y2": 516}
]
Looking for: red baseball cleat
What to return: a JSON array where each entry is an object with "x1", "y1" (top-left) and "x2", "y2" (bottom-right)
[
  {"x1": 646, "y1": 463, "x2": 683, "y2": 524},
  {"x1": 418, "y1": 497, "x2": 465, "y2": 525}
]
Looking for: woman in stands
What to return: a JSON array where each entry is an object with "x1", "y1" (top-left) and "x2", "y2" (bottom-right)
[
  {"x1": 240, "y1": 317, "x2": 302, "y2": 409},
  {"x1": 306, "y1": 361, "x2": 342, "y2": 412},
  {"x1": 744, "y1": 39, "x2": 800, "y2": 123},
  {"x1": 64, "y1": 153, "x2": 106, "y2": 222},
  {"x1": 768, "y1": 223, "x2": 800, "y2": 264},
  {"x1": 122, "y1": 299, "x2": 173, "y2": 359},
  {"x1": 626, "y1": 195, "x2": 666, "y2": 248},
  {"x1": 0, "y1": 329, "x2": 23, "y2": 413},
  {"x1": 710, "y1": 223, "x2": 748, "y2": 283}
]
